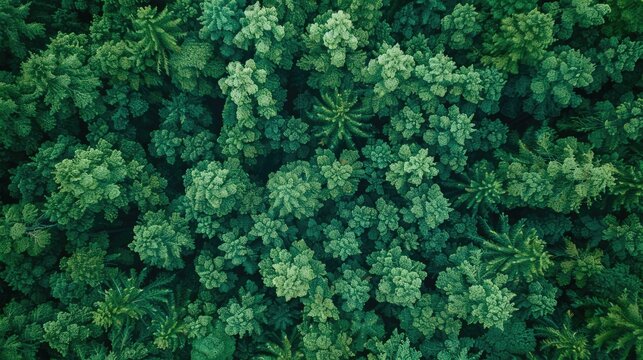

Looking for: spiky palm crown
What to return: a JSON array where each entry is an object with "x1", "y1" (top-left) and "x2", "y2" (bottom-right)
[{"x1": 308, "y1": 90, "x2": 371, "y2": 149}]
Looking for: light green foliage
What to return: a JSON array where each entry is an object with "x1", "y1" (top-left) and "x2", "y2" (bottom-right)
[
  {"x1": 130, "y1": 210, "x2": 195, "y2": 270},
  {"x1": 363, "y1": 43, "x2": 415, "y2": 111},
  {"x1": 588, "y1": 293, "x2": 643, "y2": 359},
  {"x1": 316, "y1": 148, "x2": 363, "y2": 199},
  {"x1": 448, "y1": 160, "x2": 504, "y2": 214},
  {"x1": 366, "y1": 329, "x2": 422, "y2": 360},
  {"x1": 386, "y1": 144, "x2": 438, "y2": 192},
  {"x1": 217, "y1": 282, "x2": 267, "y2": 337},
  {"x1": 441, "y1": 4, "x2": 481, "y2": 50},
  {"x1": 472, "y1": 215, "x2": 553, "y2": 281},
  {"x1": 92, "y1": 270, "x2": 172, "y2": 332},
  {"x1": 233, "y1": 3, "x2": 291, "y2": 67},
  {"x1": 130, "y1": 6, "x2": 184, "y2": 74},
  {"x1": 299, "y1": 322, "x2": 354, "y2": 360},
  {"x1": 537, "y1": 311, "x2": 591, "y2": 360},
  {"x1": 0, "y1": 203, "x2": 51, "y2": 257},
  {"x1": 402, "y1": 183, "x2": 452, "y2": 235},
  {"x1": 184, "y1": 158, "x2": 255, "y2": 236},
  {"x1": 375, "y1": 198, "x2": 400, "y2": 235},
  {"x1": 199, "y1": 0, "x2": 245, "y2": 57},
  {"x1": 2, "y1": 1, "x2": 642, "y2": 358},
  {"x1": 436, "y1": 248, "x2": 517, "y2": 330},
  {"x1": 399, "y1": 294, "x2": 455, "y2": 339},
  {"x1": 300, "y1": 10, "x2": 361, "y2": 69},
  {"x1": 424, "y1": 105, "x2": 475, "y2": 172},
  {"x1": 334, "y1": 266, "x2": 371, "y2": 312},
  {"x1": 308, "y1": 89, "x2": 371, "y2": 149},
  {"x1": 367, "y1": 246, "x2": 427, "y2": 307},
  {"x1": 218, "y1": 230, "x2": 255, "y2": 272},
  {"x1": 302, "y1": 284, "x2": 340, "y2": 322},
  {"x1": 544, "y1": 0, "x2": 611, "y2": 40},
  {"x1": 195, "y1": 251, "x2": 230, "y2": 290},
  {"x1": 482, "y1": 9, "x2": 555, "y2": 73},
  {"x1": 415, "y1": 53, "x2": 483, "y2": 107},
  {"x1": 322, "y1": 220, "x2": 360, "y2": 260},
  {"x1": 219, "y1": 58, "x2": 279, "y2": 125},
  {"x1": 43, "y1": 305, "x2": 99, "y2": 357},
  {"x1": 46, "y1": 140, "x2": 164, "y2": 229},
  {"x1": 498, "y1": 128, "x2": 615, "y2": 213},
  {"x1": 267, "y1": 161, "x2": 322, "y2": 219},
  {"x1": 259, "y1": 240, "x2": 326, "y2": 301},
  {"x1": 527, "y1": 49, "x2": 595, "y2": 119}
]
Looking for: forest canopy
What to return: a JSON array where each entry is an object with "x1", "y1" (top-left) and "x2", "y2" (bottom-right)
[{"x1": 0, "y1": 0, "x2": 641, "y2": 359}]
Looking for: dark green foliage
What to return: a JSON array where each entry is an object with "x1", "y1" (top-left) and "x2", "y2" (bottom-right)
[
  {"x1": 0, "y1": 1, "x2": 641, "y2": 359},
  {"x1": 308, "y1": 89, "x2": 371, "y2": 149}
]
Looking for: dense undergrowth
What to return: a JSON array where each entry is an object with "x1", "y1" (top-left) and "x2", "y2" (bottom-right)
[{"x1": 0, "y1": 0, "x2": 641, "y2": 359}]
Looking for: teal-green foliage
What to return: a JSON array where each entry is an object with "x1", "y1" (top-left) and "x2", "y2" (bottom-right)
[{"x1": 0, "y1": 0, "x2": 641, "y2": 359}]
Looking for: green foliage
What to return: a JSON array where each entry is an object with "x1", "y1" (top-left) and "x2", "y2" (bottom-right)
[
  {"x1": 184, "y1": 158, "x2": 257, "y2": 236},
  {"x1": 424, "y1": 105, "x2": 475, "y2": 172},
  {"x1": 482, "y1": 9, "x2": 555, "y2": 73},
  {"x1": 259, "y1": 240, "x2": 326, "y2": 301},
  {"x1": 43, "y1": 305, "x2": 100, "y2": 357},
  {"x1": 267, "y1": 161, "x2": 323, "y2": 219},
  {"x1": 191, "y1": 322, "x2": 236, "y2": 360},
  {"x1": 130, "y1": 210, "x2": 195, "y2": 270},
  {"x1": 537, "y1": 312, "x2": 592, "y2": 360},
  {"x1": 130, "y1": 6, "x2": 185, "y2": 74},
  {"x1": 308, "y1": 89, "x2": 371, "y2": 149},
  {"x1": 436, "y1": 248, "x2": 517, "y2": 330},
  {"x1": 526, "y1": 48, "x2": 595, "y2": 119},
  {"x1": 386, "y1": 144, "x2": 438, "y2": 192},
  {"x1": 0, "y1": 0, "x2": 44, "y2": 59},
  {"x1": 472, "y1": 214, "x2": 553, "y2": 281},
  {"x1": 0, "y1": 1, "x2": 640, "y2": 358},
  {"x1": 366, "y1": 329, "x2": 422, "y2": 360},
  {"x1": 588, "y1": 292, "x2": 643, "y2": 359},
  {"x1": 367, "y1": 246, "x2": 427, "y2": 307},
  {"x1": 218, "y1": 282, "x2": 267, "y2": 338},
  {"x1": 299, "y1": 10, "x2": 365, "y2": 87},
  {"x1": 233, "y1": 3, "x2": 293, "y2": 67},
  {"x1": 0, "y1": 203, "x2": 52, "y2": 257},
  {"x1": 92, "y1": 270, "x2": 172, "y2": 329},
  {"x1": 441, "y1": 4, "x2": 481, "y2": 50},
  {"x1": 46, "y1": 139, "x2": 167, "y2": 229},
  {"x1": 497, "y1": 128, "x2": 615, "y2": 213}
]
